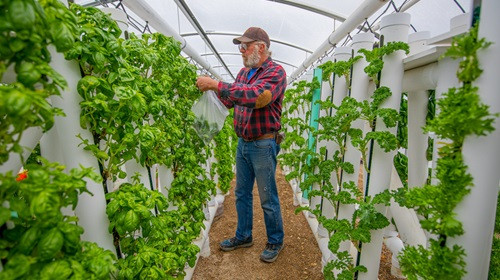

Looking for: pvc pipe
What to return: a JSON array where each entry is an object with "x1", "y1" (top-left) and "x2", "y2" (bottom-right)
[
  {"x1": 291, "y1": 184, "x2": 334, "y2": 269},
  {"x1": 122, "y1": 0, "x2": 221, "y2": 80},
  {"x1": 408, "y1": 31, "x2": 431, "y2": 56},
  {"x1": 383, "y1": 229, "x2": 405, "y2": 277},
  {"x1": 289, "y1": 0, "x2": 387, "y2": 81},
  {"x1": 332, "y1": 47, "x2": 358, "y2": 255},
  {"x1": 370, "y1": 0, "x2": 421, "y2": 32},
  {"x1": 315, "y1": 57, "x2": 334, "y2": 236},
  {"x1": 429, "y1": 57, "x2": 460, "y2": 184},
  {"x1": 40, "y1": 126, "x2": 75, "y2": 217},
  {"x1": 350, "y1": 33, "x2": 375, "y2": 103},
  {"x1": 402, "y1": 62, "x2": 438, "y2": 92},
  {"x1": 46, "y1": 44, "x2": 115, "y2": 253},
  {"x1": 407, "y1": 89, "x2": 428, "y2": 188},
  {"x1": 332, "y1": 47, "x2": 352, "y2": 107},
  {"x1": 348, "y1": 32, "x2": 375, "y2": 196},
  {"x1": 406, "y1": 31, "x2": 431, "y2": 189},
  {"x1": 124, "y1": 157, "x2": 154, "y2": 189},
  {"x1": 448, "y1": 1, "x2": 500, "y2": 279},
  {"x1": 389, "y1": 166, "x2": 427, "y2": 247},
  {"x1": 358, "y1": 13, "x2": 410, "y2": 280},
  {"x1": 39, "y1": 126, "x2": 65, "y2": 167}
]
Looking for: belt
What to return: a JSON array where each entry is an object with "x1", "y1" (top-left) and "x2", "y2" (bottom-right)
[{"x1": 242, "y1": 132, "x2": 275, "y2": 142}]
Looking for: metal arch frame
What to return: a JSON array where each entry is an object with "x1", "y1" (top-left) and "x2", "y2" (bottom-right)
[
  {"x1": 200, "y1": 52, "x2": 298, "y2": 69},
  {"x1": 265, "y1": 0, "x2": 375, "y2": 34},
  {"x1": 181, "y1": 32, "x2": 313, "y2": 54},
  {"x1": 173, "y1": 0, "x2": 236, "y2": 80}
]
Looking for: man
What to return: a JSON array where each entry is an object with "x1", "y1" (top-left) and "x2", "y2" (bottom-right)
[{"x1": 196, "y1": 27, "x2": 286, "y2": 263}]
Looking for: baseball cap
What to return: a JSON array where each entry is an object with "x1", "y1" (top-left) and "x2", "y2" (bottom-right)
[{"x1": 233, "y1": 27, "x2": 270, "y2": 48}]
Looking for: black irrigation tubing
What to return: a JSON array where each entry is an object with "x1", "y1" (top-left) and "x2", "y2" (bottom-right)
[
  {"x1": 369, "y1": 1, "x2": 393, "y2": 30},
  {"x1": 398, "y1": 0, "x2": 409, "y2": 11},
  {"x1": 453, "y1": 0, "x2": 466, "y2": 13},
  {"x1": 390, "y1": 0, "x2": 399, "y2": 12}
]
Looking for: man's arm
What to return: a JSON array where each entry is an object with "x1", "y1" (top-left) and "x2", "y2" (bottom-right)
[
  {"x1": 196, "y1": 76, "x2": 234, "y2": 109},
  {"x1": 218, "y1": 66, "x2": 286, "y2": 109},
  {"x1": 196, "y1": 76, "x2": 218, "y2": 92}
]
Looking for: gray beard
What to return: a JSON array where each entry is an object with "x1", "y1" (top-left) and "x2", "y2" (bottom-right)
[{"x1": 243, "y1": 47, "x2": 260, "y2": 68}]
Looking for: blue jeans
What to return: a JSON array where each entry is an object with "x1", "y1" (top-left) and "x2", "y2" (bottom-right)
[{"x1": 234, "y1": 137, "x2": 284, "y2": 245}]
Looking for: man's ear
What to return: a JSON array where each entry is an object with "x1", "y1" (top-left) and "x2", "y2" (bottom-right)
[{"x1": 258, "y1": 44, "x2": 265, "y2": 54}]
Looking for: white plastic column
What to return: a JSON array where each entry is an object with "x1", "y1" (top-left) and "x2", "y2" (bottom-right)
[
  {"x1": 334, "y1": 46, "x2": 362, "y2": 256},
  {"x1": 348, "y1": 32, "x2": 375, "y2": 200},
  {"x1": 429, "y1": 14, "x2": 463, "y2": 183},
  {"x1": 42, "y1": 0, "x2": 115, "y2": 253},
  {"x1": 47, "y1": 46, "x2": 115, "y2": 253},
  {"x1": 390, "y1": 33, "x2": 433, "y2": 247},
  {"x1": 350, "y1": 33, "x2": 375, "y2": 104},
  {"x1": 407, "y1": 31, "x2": 431, "y2": 189},
  {"x1": 315, "y1": 57, "x2": 334, "y2": 238},
  {"x1": 319, "y1": 48, "x2": 351, "y2": 223},
  {"x1": 332, "y1": 47, "x2": 352, "y2": 107},
  {"x1": 358, "y1": 13, "x2": 410, "y2": 280},
  {"x1": 40, "y1": 125, "x2": 76, "y2": 217},
  {"x1": 448, "y1": 1, "x2": 500, "y2": 279},
  {"x1": 310, "y1": 61, "x2": 332, "y2": 221}
]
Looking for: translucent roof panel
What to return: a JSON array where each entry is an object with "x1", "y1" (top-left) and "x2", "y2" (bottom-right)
[{"x1": 76, "y1": 0, "x2": 472, "y2": 83}]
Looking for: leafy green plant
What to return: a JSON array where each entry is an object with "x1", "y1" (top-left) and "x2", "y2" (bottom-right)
[
  {"x1": 0, "y1": 159, "x2": 117, "y2": 279},
  {"x1": 280, "y1": 44, "x2": 408, "y2": 277},
  {"x1": 212, "y1": 116, "x2": 237, "y2": 193},
  {"x1": 358, "y1": 41, "x2": 410, "y2": 87},
  {"x1": 0, "y1": 0, "x2": 78, "y2": 165},
  {"x1": 394, "y1": 23, "x2": 496, "y2": 279},
  {"x1": 65, "y1": 4, "x2": 226, "y2": 278},
  {"x1": 318, "y1": 56, "x2": 361, "y2": 90},
  {"x1": 106, "y1": 182, "x2": 203, "y2": 279}
]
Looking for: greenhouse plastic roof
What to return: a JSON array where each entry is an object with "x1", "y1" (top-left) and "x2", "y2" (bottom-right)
[{"x1": 76, "y1": 0, "x2": 472, "y2": 83}]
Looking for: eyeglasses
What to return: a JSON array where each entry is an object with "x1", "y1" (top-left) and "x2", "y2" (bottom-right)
[{"x1": 238, "y1": 42, "x2": 256, "y2": 51}]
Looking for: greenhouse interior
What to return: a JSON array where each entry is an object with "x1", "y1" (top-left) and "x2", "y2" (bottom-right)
[{"x1": 1, "y1": 0, "x2": 499, "y2": 279}]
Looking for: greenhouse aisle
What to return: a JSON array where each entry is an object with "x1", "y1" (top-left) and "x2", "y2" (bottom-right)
[
  {"x1": 192, "y1": 165, "x2": 399, "y2": 280},
  {"x1": 192, "y1": 165, "x2": 323, "y2": 280}
]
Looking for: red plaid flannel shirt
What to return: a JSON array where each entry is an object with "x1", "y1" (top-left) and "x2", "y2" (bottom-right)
[{"x1": 216, "y1": 58, "x2": 287, "y2": 140}]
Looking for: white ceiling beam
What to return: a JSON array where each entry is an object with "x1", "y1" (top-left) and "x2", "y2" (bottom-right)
[{"x1": 289, "y1": 0, "x2": 389, "y2": 81}]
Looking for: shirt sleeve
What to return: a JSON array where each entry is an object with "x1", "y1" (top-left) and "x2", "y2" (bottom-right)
[
  {"x1": 216, "y1": 82, "x2": 235, "y2": 109},
  {"x1": 218, "y1": 65, "x2": 286, "y2": 109}
]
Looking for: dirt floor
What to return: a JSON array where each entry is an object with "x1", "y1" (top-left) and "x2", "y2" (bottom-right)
[{"x1": 192, "y1": 165, "x2": 399, "y2": 280}]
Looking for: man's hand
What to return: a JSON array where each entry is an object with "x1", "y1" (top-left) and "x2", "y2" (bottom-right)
[{"x1": 196, "y1": 76, "x2": 219, "y2": 92}]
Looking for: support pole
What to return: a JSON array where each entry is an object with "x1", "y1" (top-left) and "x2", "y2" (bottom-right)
[{"x1": 407, "y1": 31, "x2": 431, "y2": 189}]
